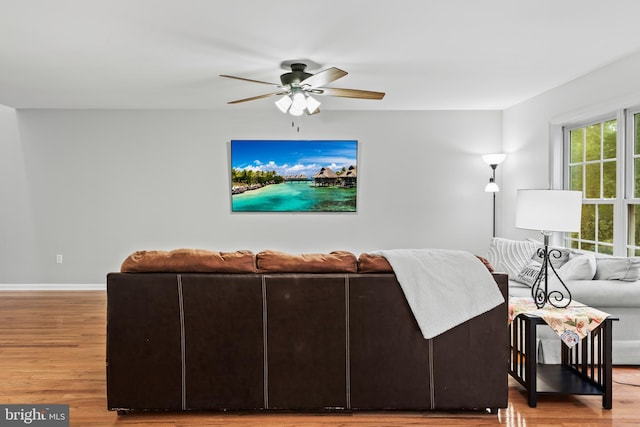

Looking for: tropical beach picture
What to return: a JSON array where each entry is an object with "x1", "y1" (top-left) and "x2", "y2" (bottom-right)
[{"x1": 231, "y1": 140, "x2": 358, "y2": 212}]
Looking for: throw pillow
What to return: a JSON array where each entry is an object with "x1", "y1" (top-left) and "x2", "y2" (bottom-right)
[
  {"x1": 531, "y1": 247, "x2": 571, "y2": 269},
  {"x1": 514, "y1": 253, "x2": 596, "y2": 287},
  {"x1": 594, "y1": 257, "x2": 640, "y2": 281},
  {"x1": 559, "y1": 254, "x2": 597, "y2": 280},
  {"x1": 516, "y1": 261, "x2": 542, "y2": 286},
  {"x1": 486, "y1": 237, "x2": 538, "y2": 279}
]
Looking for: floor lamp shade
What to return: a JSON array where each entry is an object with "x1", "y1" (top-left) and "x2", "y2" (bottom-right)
[
  {"x1": 515, "y1": 190, "x2": 582, "y2": 233},
  {"x1": 482, "y1": 153, "x2": 506, "y2": 166}
]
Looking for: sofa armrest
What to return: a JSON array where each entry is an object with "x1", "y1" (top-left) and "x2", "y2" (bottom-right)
[{"x1": 492, "y1": 272, "x2": 509, "y2": 300}]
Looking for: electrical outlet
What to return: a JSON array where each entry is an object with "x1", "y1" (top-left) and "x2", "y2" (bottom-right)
[{"x1": 56, "y1": 254, "x2": 63, "y2": 264}]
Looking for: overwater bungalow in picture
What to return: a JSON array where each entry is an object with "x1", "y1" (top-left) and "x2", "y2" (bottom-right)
[
  {"x1": 312, "y1": 167, "x2": 339, "y2": 187},
  {"x1": 342, "y1": 166, "x2": 357, "y2": 187},
  {"x1": 312, "y1": 166, "x2": 357, "y2": 187}
]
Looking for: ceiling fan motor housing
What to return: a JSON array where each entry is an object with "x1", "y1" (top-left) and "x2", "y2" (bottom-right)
[{"x1": 280, "y1": 63, "x2": 312, "y2": 87}]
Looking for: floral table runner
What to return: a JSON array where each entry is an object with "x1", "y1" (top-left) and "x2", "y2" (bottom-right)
[{"x1": 508, "y1": 297, "x2": 610, "y2": 347}]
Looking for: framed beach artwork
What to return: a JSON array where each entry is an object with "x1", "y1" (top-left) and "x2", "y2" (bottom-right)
[{"x1": 230, "y1": 140, "x2": 358, "y2": 212}]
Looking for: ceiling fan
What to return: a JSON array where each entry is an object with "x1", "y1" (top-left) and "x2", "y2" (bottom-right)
[{"x1": 220, "y1": 63, "x2": 385, "y2": 116}]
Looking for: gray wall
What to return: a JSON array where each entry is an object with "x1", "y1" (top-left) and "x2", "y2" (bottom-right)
[
  {"x1": 0, "y1": 105, "x2": 40, "y2": 282},
  {"x1": 1, "y1": 108, "x2": 502, "y2": 284},
  {"x1": 502, "y1": 50, "x2": 640, "y2": 245}
]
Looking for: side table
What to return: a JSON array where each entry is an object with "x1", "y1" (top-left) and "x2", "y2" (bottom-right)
[{"x1": 508, "y1": 309, "x2": 617, "y2": 409}]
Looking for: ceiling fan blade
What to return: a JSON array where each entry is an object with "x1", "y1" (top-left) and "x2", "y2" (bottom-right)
[
  {"x1": 227, "y1": 91, "x2": 286, "y2": 104},
  {"x1": 300, "y1": 67, "x2": 348, "y2": 88},
  {"x1": 317, "y1": 87, "x2": 385, "y2": 100},
  {"x1": 220, "y1": 74, "x2": 281, "y2": 87}
]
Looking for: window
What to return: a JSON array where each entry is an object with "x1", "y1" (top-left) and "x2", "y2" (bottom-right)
[
  {"x1": 565, "y1": 119, "x2": 617, "y2": 254},
  {"x1": 563, "y1": 109, "x2": 640, "y2": 256}
]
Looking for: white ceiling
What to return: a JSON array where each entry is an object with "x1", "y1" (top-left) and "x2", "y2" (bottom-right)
[{"x1": 2, "y1": 0, "x2": 640, "y2": 111}]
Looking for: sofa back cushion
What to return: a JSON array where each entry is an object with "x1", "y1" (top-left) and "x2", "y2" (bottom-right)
[
  {"x1": 561, "y1": 254, "x2": 597, "y2": 280},
  {"x1": 358, "y1": 253, "x2": 495, "y2": 273},
  {"x1": 121, "y1": 249, "x2": 257, "y2": 273},
  {"x1": 486, "y1": 237, "x2": 538, "y2": 279},
  {"x1": 357, "y1": 253, "x2": 393, "y2": 273},
  {"x1": 256, "y1": 250, "x2": 357, "y2": 273},
  {"x1": 594, "y1": 257, "x2": 640, "y2": 281}
]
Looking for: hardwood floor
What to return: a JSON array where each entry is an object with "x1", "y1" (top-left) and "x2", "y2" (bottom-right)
[{"x1": 0, "y1": 291, "x2": 638, "y2": 426}]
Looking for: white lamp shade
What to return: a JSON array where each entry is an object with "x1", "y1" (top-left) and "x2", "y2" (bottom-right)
[
  {"x1": 291, "y1": 92, "x2": 306, "y2": 109},
  {"x1": 515, "y1": 189, "x2": 582, "y2": 232},
  {"x1": 288, "y1": 92, "x2": 305, "y2": 116},
  {"x1": 485, "y1": 180, "x2": 499, "y2": 192},
  {"x1": 482, "y1": 153, "x2": 506, "y2": 166},
  {"x1": 275, "y1": 95, "x2": 292, "y2": 113},
  {"x1": 305, "y1": 95, "x2": 321, "y2": 114}
]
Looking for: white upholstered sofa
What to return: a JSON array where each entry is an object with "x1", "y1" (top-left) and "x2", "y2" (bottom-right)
[{"x1": 487, "y1": 237, "x2": 640, "y2": 365}]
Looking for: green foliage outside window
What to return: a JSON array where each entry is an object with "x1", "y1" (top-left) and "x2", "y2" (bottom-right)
[
  {"x1": 603, "y1": 120, "x2": 616, "y2": 159},
  {"x1": 585, "y1": 124, "x2": 600, "y2": 161},
  {"x1": 570, "y1": 129, "x2": 583, "y2": 162},
  {"x1": 598, "y1": 204, "x2": 614, "y2": 246},
  {"x1": 567, "y1": 119, "x2": 617, "y2": 254},
  {"x1": 580, "y1": 204, "x2": 596, "y2": 241}
]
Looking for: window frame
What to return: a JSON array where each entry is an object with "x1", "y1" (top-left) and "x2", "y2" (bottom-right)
[
  {"x1": 624, "y1": 107, "x2": 640, "y2": 255},
  {"x1": 561, "y1": 108, "x2": 639, "y2": 256}
]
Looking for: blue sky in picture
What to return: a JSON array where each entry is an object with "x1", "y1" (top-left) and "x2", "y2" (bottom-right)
[{"x1": 231, "y1": 140, "x2": 357, "y2": 177}]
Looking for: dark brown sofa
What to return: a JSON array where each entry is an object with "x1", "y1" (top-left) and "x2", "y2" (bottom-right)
[{"x1": 106, "y1": 250, "x2": 508, "y2": 414}]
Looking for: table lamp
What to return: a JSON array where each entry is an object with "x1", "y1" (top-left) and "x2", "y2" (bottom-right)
[{"x1": 515, "y1": 189, "x2": 582, "y2": 308}]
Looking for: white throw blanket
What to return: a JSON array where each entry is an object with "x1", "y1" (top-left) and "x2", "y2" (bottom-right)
[{"x1": 373, "y1": 248, "x2": 504, "y2": 339}]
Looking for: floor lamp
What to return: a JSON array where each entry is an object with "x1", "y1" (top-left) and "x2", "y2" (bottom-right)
[
  {"x1": 515, "y1": 189, "x2": 582, "y2": 309},
  {"x1": 483, "y1": 154, "x2": 506, "y2": 237}
]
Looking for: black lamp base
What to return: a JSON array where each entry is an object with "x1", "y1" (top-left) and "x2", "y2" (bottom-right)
[{"x1": 531, "y1": 234, "x2": 572, "y2": 309}]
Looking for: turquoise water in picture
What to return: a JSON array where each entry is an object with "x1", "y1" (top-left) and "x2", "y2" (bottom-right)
[{"x1": 232, "y1": 182, "x2": 357, "y2": 212}]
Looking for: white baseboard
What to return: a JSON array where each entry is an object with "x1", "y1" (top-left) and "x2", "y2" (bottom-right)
[{"x1": 0, "y1": 283, "x2": 106, "y2": 291}]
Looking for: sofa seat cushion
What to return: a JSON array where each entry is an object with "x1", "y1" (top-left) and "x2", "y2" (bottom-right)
[
  {"x1": 256, "y1": 250, "x2": 357, "y2": 273},
  {"x1": 121, "y1": 249, "x2": 256, "y2": 273},
  {"x1": 509, "y1": 279, "x2": 640, "y2": 308}
]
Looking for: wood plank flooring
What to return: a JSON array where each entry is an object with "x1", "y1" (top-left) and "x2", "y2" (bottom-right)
[{"x1": 0, "y1": 291, "x2": 638, "y2": 426}]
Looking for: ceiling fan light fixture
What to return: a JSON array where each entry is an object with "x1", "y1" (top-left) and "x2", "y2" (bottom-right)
[
  {"x1": 275, "y1": 94, "x2": 292, "y2": 113},
  {"x1": 305, "y1": 95, "x2": 321, "y2": 114},
  {"x1": 291, "y1": 91, "x2": 306, "y2": 110},
  {"x1": 288, "y1": 91, "x2": 306, "y2": 116},
  {"x1": 289, "y1": 105, "x2": 305, "y2": 116}
]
